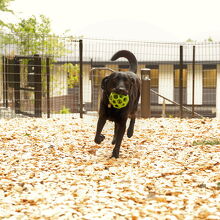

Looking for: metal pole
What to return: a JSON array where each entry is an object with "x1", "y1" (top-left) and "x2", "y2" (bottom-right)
[
  {"x1": 2, "y1": 56, "x2": 6, "y2": 107},
  {"x1": 14, "y1": 57, "x2": 20, "y2": 114},
  {"x1": 34, "y1": 54, "x2": 42, "y2": 117},
  {"x1": 179, "y1": 45, "x2": 183, "y2": 118},
  {"x1": 141, "y1": 68, "x2": 151, "y2": 118},
  {"x1": 79, "y1": 40, "x2": 83, "y2": 118},
  {"x1": 90, "y1": 59, "x2": 94, "y2": 111},
  {"x1": 5, "y1": 58, "x2": 8, "y2": 108},
  {"x1": 192, "y1": 45, "x2": 195, "y2": 117},
  {"x1": 46, "y1": 57, "x2": 50, "y2": 118}
]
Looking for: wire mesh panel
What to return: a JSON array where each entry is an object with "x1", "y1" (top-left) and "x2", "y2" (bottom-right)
[
  {"x1": 50, "y1": 39, "x2": 80, "y2": 118},
  {"x1": 0, "y1": 33, "x2": 81, "y2": 118},
  {"x1": 82, "y1": 39, "x2": 220, "y2": 118},
  {"x1": 83, "y1": 39, "x2": 184, "y2": 117},
  {"x1": 1, "y1": 34, "x2": 220, "y2": 118},
  {"x1": 186, "y1": 42, "x2": 220, "y2": 117}
]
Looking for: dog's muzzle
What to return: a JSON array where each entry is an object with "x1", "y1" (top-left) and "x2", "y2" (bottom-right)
[{"x1": 112, "y1": 87, "x2": 128, "y2": 96}]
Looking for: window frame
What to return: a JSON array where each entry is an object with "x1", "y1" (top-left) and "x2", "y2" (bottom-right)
[
  {"x1": 146, "y1": 65, "x2": 159, "y2": 88},
  {"x1": 203, "y1": 64, "x2": 217, "y2": 89}
]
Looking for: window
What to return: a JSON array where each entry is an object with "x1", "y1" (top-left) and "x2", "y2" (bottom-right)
[
  {"x1": 174, "y1": 65, "x2": 187, "y2": 88},
  {"x1": 146, "y1": 65, "x2": 159, "y2": 87},
  {"x1": 203, "y1": 65, "x2": 216, "y2": 88},
  {"x1": 203, "y1": 65, "x2": 216, "y2": 105}
]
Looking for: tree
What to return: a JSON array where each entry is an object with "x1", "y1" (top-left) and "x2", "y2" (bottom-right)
[
  {"x1": 0, "y1": 0, "x2": 14, "y2": 26},
  {"x1": 0, "y1": 0, "x2": 14, "y2": 12},
  {"x1": 186, "y1": 38, "x2": 195, "y2": 43},
  {"x1": 63, "y1": 63, "x2": 79, "y2": 88},
  {"x1": 5, "y1": 15, "x2": 69, "y2": 56},
  {"x1": 207, "y1": 37, "x2": 213, "y2": 43},
  {"x1": 186, "y1": 37, "x2": 215, "y2": 43},
  {"x1": 2, "y1": 14, "x2": 79, "y2": 98}
]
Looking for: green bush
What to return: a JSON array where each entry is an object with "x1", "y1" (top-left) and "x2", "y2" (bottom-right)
[{"x1": 59, "y1": 106, "x2": 71, "y2": 114}]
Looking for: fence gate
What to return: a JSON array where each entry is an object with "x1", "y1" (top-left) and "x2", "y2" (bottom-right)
[{"x1": 2, "y1": 55, "x2": 46, "y2": 117}]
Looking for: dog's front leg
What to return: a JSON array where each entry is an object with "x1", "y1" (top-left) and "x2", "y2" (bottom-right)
[
  {"x1": 127, "y1": 117, "x2": 135, "y2": 138},
  {"x1": 112, "y1": 121, "x2": 126, "y2": 158},
  {"x1": 94, "y1": 117, "x2": 106, "y2": 144},
  {"x1": 112, "y1": 122, "x2": 119, "y2": 145}
]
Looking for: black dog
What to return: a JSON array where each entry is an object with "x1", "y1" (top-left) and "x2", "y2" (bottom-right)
[{"x1": 94, "y1": 50, "x2": 141, "y2": 158}]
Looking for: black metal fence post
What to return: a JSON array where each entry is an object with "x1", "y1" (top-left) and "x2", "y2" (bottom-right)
[
  {"x1": 192, "y1": 45, "x2": 195, "y2": 117},
  {"x1": 34, "y1": 54, "x2": 42, "y2": 117},
  {"x1": 4, "y1": 57, "x2": 8, "y2": 108},
  {"x1": 79, "y1": 39, "x2": 83, "y2": 118},
  {"x1": 46, "y1": 57, "x2": 50, "y2": 118},
  {"x1": 14, "y1": 57, "x2": 20, "y2": 114},
  {"x1": 2, "y1": 56, "x2": 8, "y2": 108},
  {"x1": 179, "y1": 45, "x2": 183, "y2": 118},
  {"x1": 141, "y1": 68, "x2": 151, "y2": 118}
]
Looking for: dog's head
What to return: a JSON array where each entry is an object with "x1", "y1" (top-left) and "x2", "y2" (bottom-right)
[{"x1": 101, "y1": 71, "x2": 135, "y2": 96}]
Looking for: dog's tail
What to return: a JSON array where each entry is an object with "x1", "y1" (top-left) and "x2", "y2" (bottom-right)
[{"x1": 111, "y1": 50, "x2": 138, "y2": 74}]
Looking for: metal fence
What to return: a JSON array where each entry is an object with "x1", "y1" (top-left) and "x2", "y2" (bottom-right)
[
  {"x1": 0, "y1": 33, "x2": 81, "y2": 118},
  {"x1": 0, "y1": 33, "x2": 220, "y2": 119}
]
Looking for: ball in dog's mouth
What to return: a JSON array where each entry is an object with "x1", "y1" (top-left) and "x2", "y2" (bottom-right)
[{"x1": 108, "y1": 92, "x2": 129, "y2": 109}]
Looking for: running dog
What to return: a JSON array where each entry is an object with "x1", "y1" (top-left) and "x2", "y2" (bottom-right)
[{"x1": 94, "y1": 50, "x2": 141, "y2": 158}]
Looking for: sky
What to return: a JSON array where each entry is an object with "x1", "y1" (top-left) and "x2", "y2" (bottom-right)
[{"x1": 3, "y1": 0, "x2": 220, "y2": 42}]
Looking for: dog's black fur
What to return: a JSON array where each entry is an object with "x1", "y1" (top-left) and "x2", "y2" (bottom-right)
[{"x1": 94, "y1": 50, "x2": 141, "y2": 158}]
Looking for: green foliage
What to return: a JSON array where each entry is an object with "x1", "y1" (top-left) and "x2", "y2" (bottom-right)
[
  {"x1": 186, "y1": 38, "x2": 195, "y2": 43},
  {"x1": 207, "y1": 37, "x2": 213, "y2": 42},
  {"x1": 186, "y1": 37, "x2": 214, "y2": 43},
  {"x1": 62, "y1": 63, "x2": 79, "y2": 88},
  {"x1": 0, "y1": 0, "x2": 14, "y2": 26},
  {"x1": 0, "y1": 0, "x2": 14, "y2": 12},
  {"x1": 59, "y1": 106, "x2": 71, "y2": 114},
  {"x1": 192, "y1": 138, "x2": 220, "y2": 146},
  {"x1": 5, "y1": 15, "x2": 69, "y2": 57},
  {"x1": 10, "y1": 15, "x2": 50, "y2": 34}
]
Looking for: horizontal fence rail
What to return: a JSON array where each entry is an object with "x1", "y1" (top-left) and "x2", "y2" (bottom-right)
[
  {"x1": 150, "y1": 89, "x2": 204, "y2": 118},
  {"x1": 0, "y1": 33, "x2": 220, "y2": 118}
]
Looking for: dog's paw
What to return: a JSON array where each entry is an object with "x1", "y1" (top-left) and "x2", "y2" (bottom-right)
[
  {"x1": 111, "y1": 152, "x2": 119, "y2": 159},
  {"x1": 127, "y1": 128, "x2": 134, "y2": 138},
  {"x1": 111, "y1": 148, "x2": 120, "y2": 158},
  {"x1": 94, "y1": 134, "x2": 105, "y2": 144}
]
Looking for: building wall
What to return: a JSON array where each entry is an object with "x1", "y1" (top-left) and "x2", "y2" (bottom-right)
[
  {"x1": 187, "y1": 64, "x2": 203, "y2": 105},
  {"x1": 83, "y1": 64, "x2": 91, "y2": 103},
  {"x1": 158, "y1": 65, "x2": 174, "y2": 104}
]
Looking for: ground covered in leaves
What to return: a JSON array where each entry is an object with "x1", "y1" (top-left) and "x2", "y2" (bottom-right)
[{"x1": 0, "y1": 116, "x2": 220, "y2": 219}]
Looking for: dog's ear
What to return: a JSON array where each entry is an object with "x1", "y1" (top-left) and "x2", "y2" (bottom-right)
[{"x1": 101, "y1": 76, "x2": 109, "y2": 90}]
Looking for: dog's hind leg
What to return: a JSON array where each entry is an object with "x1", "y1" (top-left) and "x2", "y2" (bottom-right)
[
  {"x1": 112, "y1": 123, "x2": 119, "y2": 145},
  {"x1": 94, "y1": 117, "x2": 106, "y2": 144},
  {"x1": 112, "y1": 120, "x2": 126, "y2": 158},
  {"x1": 127, "y1": 117, "x2": 135, "y2": 138}
]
